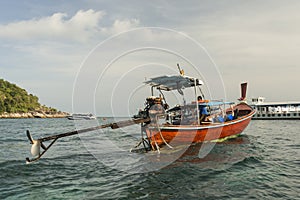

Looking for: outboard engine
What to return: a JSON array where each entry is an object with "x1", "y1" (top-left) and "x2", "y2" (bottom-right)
[{"x1": 134, "y1": 96, "x2": 166, "y2": 121}]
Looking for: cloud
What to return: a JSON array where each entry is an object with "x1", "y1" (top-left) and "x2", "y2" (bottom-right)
[
  {"x1": 102, "y1": 18, "x2": 140, "y2": 35},
  {"x1": 0, "y1": 9, "x2": 105, "y2": 42},
  {"x1": 0, "y1": 9, "x2": 140, "y2": 43}
]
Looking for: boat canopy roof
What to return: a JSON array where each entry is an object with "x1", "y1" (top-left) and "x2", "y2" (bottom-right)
[{"x1": 144, "y1": 75, "x2": 203, "y2": 91}]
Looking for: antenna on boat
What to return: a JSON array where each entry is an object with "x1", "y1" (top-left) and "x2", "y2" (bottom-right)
[{"x1": 177, "y1": 63, "x2": 184, "y2": 76}]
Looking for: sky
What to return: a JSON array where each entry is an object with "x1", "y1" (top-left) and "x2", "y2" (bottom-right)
[{"x1": 0, "y1": 0, "x2": 299, "y2": 116}]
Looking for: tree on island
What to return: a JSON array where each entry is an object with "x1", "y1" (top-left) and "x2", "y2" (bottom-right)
[{"x1": 0, "y1": 79, "x2": 58, "y2": 114}]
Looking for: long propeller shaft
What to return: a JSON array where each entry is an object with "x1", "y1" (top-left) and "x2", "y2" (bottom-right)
[{"x1": 26, "y1": 117, "x2": 150, "y2": 163}]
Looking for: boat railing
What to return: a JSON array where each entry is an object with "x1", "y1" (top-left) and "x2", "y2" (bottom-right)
[{"x1": 164, "y1": 100, "x2": 237, "y2": 125}]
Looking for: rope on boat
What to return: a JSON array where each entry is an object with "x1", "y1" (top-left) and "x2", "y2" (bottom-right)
[
  {"x1": 155, "y1": 114, "x2": 173, "y2": 149},
  {"x1": 149, "y1": 129, "x2": 160, "y2": 153}
]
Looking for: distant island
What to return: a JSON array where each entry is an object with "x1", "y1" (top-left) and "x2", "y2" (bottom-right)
[{"x1": 0, "y1": 79, "x2": 68, "y2": 118}]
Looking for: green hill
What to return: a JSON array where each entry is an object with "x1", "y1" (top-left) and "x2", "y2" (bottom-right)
[{"x1": 0, "y1": 79, "x2": 57, "y2": 114}]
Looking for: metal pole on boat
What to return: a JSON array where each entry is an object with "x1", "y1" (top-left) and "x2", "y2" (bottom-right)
[
  {"x1": 194, "y1": 78, "x2": 200, "y2": 125},
  {"x1": 151, "y1": 86, "x2": 154, "y2": 96}
]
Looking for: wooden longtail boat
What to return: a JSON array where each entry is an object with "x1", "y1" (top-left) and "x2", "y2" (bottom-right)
[
  {"x1": 132, "y1": 66, "x2": 256, "y2": 152},
  {"x1": 25, "y1": 65, "x2": 255, "y2": 163},
  {"x1": 141, "y1": 103, "x2": 254, "y2": 150}
]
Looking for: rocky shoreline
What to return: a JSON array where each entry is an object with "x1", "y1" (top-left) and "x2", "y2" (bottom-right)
[{"x1": 0, "y1": 111, "x2": 69, "y2": 119}]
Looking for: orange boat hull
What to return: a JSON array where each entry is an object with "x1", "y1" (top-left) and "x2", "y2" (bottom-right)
[{"x1": 145, "y1": 107, "x2": 255, "y2": 148}]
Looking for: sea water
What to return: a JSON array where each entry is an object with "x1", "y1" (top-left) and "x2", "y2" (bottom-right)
[{"x1": 0, "y1": 118, "x2": 299, "y2": 199}]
